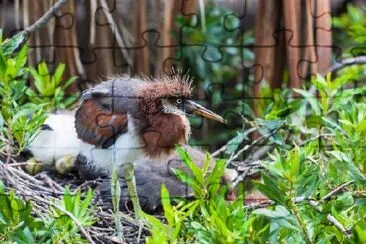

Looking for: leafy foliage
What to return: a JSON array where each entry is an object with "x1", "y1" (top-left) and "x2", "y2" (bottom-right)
[
  {"x1": 0, "y1": 183, "x2": 96, "y2": 243},
  {"x1": 0, "y1": 189, "x2": 45, "y2": 243},
  {"x1": 174, "y1": 3, "x2": 254, "y2": 146},
  {"x1": 0, "y1": 31, "x2": 46, "y2": 153},
  {"x1": 333, "y1": 4, "x2": 366, "y2": 57},
  {"x1": 0, "y1": 28, "x2": 78, "y2": 153},
  {"x1": 0, "y1": 28, "x2": 95, "y2": 243},
  {"x1": 47, "y1": 187, "x2": 96, "y2": 242},
  {"x1": 143, "y1": 70, "x2": 366, "y2": 243},
  {"x1": 27, "y1": 61, "x2": 78, "y2": 111},
  {"x1": 143, "y1": 146, "x2": 254, "y2": 243}
]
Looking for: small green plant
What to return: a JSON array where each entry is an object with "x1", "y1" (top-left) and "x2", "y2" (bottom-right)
[
  {"x1": 0, "y1": 28, "x2": 78, "y2": 153},
  {"x1": 0, "y1": 183, "x2": 96, "y2": 243},
  {"x1": 0, "y1": 31, "x2": 47, "y2": 153},
  {"x1": 143, "y1": 146, "x2": 253, "y2": 243},
  {"x1": 48, "y1": 187, "x2": 96, "y2": 242},
  {"x1": 333, "y1": 4, "x2": 366, "y2": 56},
  {"x1": 27, "y1": 61, "x2": 78, "y2": 111},
  {"x1": 0, "y1": 189, "x2": 45, "y2": 242}
]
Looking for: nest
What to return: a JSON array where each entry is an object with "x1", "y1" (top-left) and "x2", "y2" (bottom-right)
[
  {"x1": 0, "y1": 122, "x2": 268, "y2": 243},
  {"x1": 0, "y1": 155, "x2": 148, "y2": 244}
]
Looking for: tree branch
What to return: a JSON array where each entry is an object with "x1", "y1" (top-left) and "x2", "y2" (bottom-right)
[
  {"x1": 324, "y1": 56, "x2": 366, "y2": 75},
  {"x1": 227, "y1": 122, "x2": 285, "y2": 164},
  {"x1": 321, "y1": 181, "x2": 354, "y2": 202},
  {"x1": 22, "y1": 0, "x2": 69, "y2": 36}
]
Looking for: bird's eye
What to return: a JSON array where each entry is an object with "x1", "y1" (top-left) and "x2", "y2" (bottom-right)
[{"x1": 176, "y1": 99, "x2": 182, "y2": 104}]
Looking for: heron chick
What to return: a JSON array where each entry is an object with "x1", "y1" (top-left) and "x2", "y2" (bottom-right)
[
  {"x1": 74, "y1": 75, "x2": 224, "y2": 173},
  {"x1": 28, "y1": 75, "x2": 225, "y2": 175}
]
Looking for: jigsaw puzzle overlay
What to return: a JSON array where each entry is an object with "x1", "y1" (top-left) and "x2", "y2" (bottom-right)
[{"x1": 2, "y1": 0, "x2": 363, "y2": 209}]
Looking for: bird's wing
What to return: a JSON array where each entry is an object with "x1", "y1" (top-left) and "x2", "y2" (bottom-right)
[
  {"x1": 75, "y1": 99, "x2": 128, "y2": 148},
  {"x1": 75, "y1": 79, "x2": 144, "y2": 148}
]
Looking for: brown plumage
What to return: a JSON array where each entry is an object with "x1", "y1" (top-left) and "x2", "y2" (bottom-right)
[
  {"x1": 75, "y1": 100, "x2": 127, "y2": 148},
  {"x1": 75, "y1": 75, "x2": 224, "y2": 162}
]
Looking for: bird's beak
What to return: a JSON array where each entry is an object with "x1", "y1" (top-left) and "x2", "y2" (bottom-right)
[{"x1": 184, "y1": 100, "x2": 225, "y2": 123}]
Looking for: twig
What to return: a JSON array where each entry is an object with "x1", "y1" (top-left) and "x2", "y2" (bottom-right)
[
  {"x1": 245, "y1": 200, "x2": 274, "y2": 210},
  {"x1": 321, "y1": 181, "x2": 354, "y2": 202},
  {"x1": 297, "y1": 133, "x2": 333, "y2": 147},
  {"x1": 211, "y1": 127, "x2": 257, "y2": 157},
  {"x1": 73, "y1": 178, "x2": 102, "y2": 194},
  {"x1": 232, "y1": 161, "x2": 261, "y2": 188},
  {"x1": 99, "y1": 0, "x2": 133, "y2": 65},
  {"x1": 325, "y1": 56, "x2": 366, "y2": 75},
  {"x1": 227, "y1": 122, "x2": 285, "y2": 164},
  {"x1": 245, "y1": 184, "x2": 353, "y2": 239},
  {"x1": 22, "y1": 0, "x2": 69, "y2": 36},
  {"x1": 306, "y1": 199, "x2": 351, "y2": 238},
  {"x1": 38, "y1": 173, "x2": 65, "y2": 193},
  {"x1": 242, "y1": 145, "x2": 274, "y2": 164},
  {"x1": 326, "y1": 215, "x2": 351, "y2": 238},
  {"x1": 211, "y1": 145, "x2": 228, "y2": 158}
]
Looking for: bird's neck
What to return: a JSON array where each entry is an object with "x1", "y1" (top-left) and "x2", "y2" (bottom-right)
[{"x1": 138, "y1": 112, "x2": 190, "y2": 159}]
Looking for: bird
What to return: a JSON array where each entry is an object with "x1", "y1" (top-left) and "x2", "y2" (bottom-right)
[
  {"x1": 73, "y1": 74, "x2": 225, "y2": 174},
  {"x1": 27, "y1": 74, "x2": 225, "y2": 175}
]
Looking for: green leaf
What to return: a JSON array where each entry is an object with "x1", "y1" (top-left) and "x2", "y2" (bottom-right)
[
  {"x1": 0, "y1": 113, "x2": 4, "y2": 128},
  {"x1": 171, "y1": 168, "x2": 200, "y2": 193},
  {"x1": 62, "y1": 75, "x2": 78, "y2": 89},
  {"x1": 239, "y1": 101, "x2": 255, "y2": 119},
  {"x1": 78, "y1": 189, "x2": 93, "y2": 220},
  {"x1": 253, "y1": 206, "x2": 300, "y2": 232},
  {"x1": 175, "y1": 146, "x2": 204, "y2": 185},
  {"x1": 255, "y1": 175, "x2": 287, "y2": 206},
  {"x1": 311, "y1": 74, "x2": 327, "y2": 90},
  {"x1": 203, "y1": 152, "x2": 211, "y2": 176},
  {"x1": 52, "y1": 63, "x2": 65, "y2": 86},
  {"x1": 253, "y1": 205, "x2": 290, "y2": 218},
  {"x1": 206, "y1": 159, "x2": 226, "y2": 186},
  {"x1": 15, "y1": 45, "x2": 28, "y2": 73},
  {"x1": 328, "y1": 151, "x2": 366, "y2": 183},
  {"x1": 0, "y1": 49, "x2": 7, "y2": 73},
  {"x1": 37, "y1": 61, "x2": 50, "y2": 86},
  {"x1": 1, "y1": 32, "x2": 27, "y2": 56},
  {"x1": 29, "y1": 67, "x2": 46, "y2": 95},
  {"x1": 225, "y1": 129, "x2": 249, "y2": 154},
  {"x1": 293, "y1": 88, "x2": 321, "y2": 115},
  {"x1": 161, "y1": 185, "x2": 174, "y2": 227},
  {"x1": 62, "y1": 186, "x2": 73, "y2": 214}
]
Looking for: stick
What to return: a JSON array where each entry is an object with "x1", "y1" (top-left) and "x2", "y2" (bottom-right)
[
  {"x1": 326, "y1": 214, "x2": 351, "y2": 238},
  {"x1": 325, "y1": 56, "x2": 366, "y2": 75},
  {"x1": 321, "y1": 181, "x2": 354, "y2": 202},
  {"x1": 99, "y1": 0, "x2": 133, "y2": 65},
  {"x1": 227, "y1": 122, "x2": 285, "y2": 164},
  {"x1": 212, "y1": 127, "x2": 257, "y2": 157},
  {"x1": 22, "y1": 0, "x2": 69, "y2": 36}
]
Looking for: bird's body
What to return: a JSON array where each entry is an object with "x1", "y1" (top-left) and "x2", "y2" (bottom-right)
[
  {"x1": 28, "y1": 111, "x2": 145, "y2": 173},
  {"x1": 28, "y1": 75, "x2": 224, "y2": 174}
]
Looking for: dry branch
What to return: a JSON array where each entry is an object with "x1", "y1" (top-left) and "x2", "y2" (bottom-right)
[
  {"x1": 21, "y1": 0, "x2": 69, "y2": 36},
  {"x1": 0, "y1": 160, "x2": 143, "y2": 243},
  {"x1": 325, "y1": 56, "x2": 366, "y2": 75}
]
